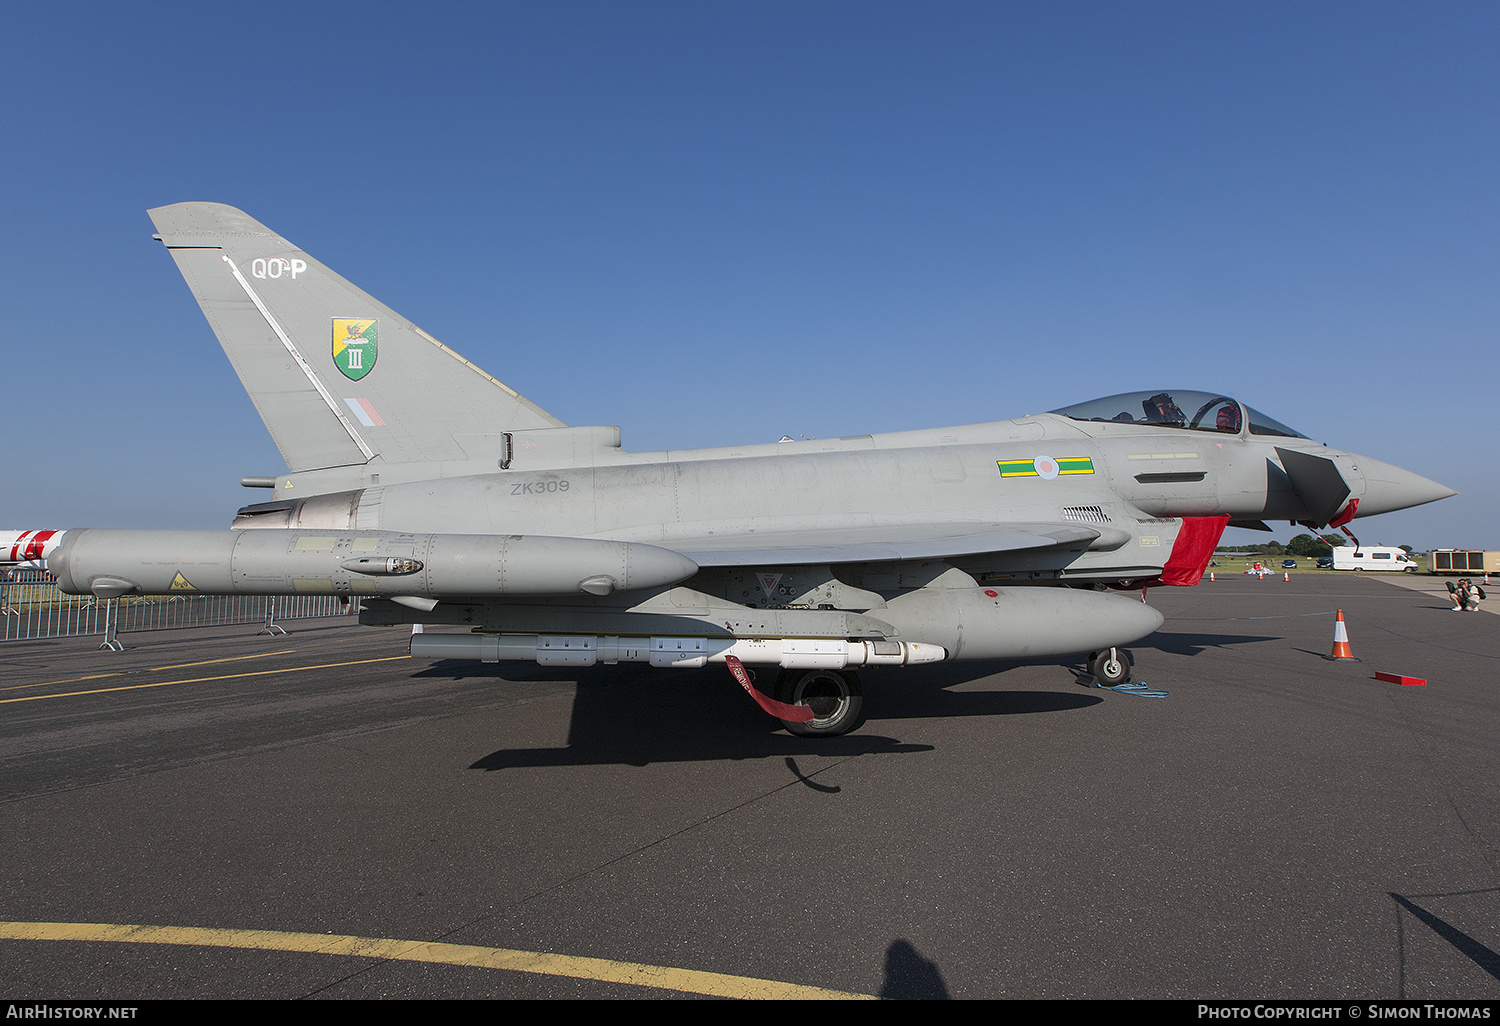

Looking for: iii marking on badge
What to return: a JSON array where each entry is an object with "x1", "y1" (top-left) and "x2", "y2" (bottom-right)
[{"x1": 333, "y1": 319, "x2": 377, "y2": 381}]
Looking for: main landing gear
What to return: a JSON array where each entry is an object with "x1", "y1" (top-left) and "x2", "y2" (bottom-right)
[
  {"x1": 724, "y1": 658, "x2": 867, "y2": 738},
  {"x1": 1087, "y1": 647, "x2": 1132, "y2": 687},
  {"x1": 774, "y1": 668, "x2": 865, "y2": 737}
]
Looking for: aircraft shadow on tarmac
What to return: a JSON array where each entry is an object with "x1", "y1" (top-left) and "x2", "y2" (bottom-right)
[
  {"x1": 415, "y1": 660, "x2": 1105, "y2": 771},
  {"x1": 1389, "y1": 890, "x2": 1500, "y2": 989},
  {"x1": 1133, "y1": 630, "x2": 1282, "y2": 657}
]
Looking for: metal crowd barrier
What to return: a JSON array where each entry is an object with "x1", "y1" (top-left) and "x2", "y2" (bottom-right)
[{"x1": 1, "y1": 568, "x2": 355, "y2": 649}]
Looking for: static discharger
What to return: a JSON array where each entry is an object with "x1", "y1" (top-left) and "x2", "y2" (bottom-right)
[{"x1": 1329, "y1": 609, "x2": 1355, "y2": 660}]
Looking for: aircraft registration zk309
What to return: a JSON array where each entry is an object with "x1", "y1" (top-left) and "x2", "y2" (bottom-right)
[{"x1": 41, "y1": 203, "x2": 1456, "y2": 736}]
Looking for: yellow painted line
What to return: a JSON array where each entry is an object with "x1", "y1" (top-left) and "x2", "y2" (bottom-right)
[
  {"x1": 0, "y1": 921, "x2": 872, "y2": 1000},
  {"x1": 0, "y1": 656, "x2": 410, "y2": 705},
  {"x1": 0, "y1": 649, "x2": 300, "y2": 694}
]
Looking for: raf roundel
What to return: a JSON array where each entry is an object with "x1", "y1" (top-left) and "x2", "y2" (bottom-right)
[{"x1": 995, "y1": 454, "x2": 1094, "y2": 479}]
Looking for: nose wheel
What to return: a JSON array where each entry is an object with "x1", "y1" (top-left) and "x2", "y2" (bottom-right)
[{"x1": 1087, "y1": 647, "x2": 1132, "y2": 686}]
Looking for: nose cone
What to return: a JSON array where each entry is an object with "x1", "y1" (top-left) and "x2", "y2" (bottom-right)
[{"x1": 1355, "y1": 456, "x2": 1457, "y2": 517}]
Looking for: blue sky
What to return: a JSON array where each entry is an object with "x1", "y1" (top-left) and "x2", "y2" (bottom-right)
[{"x1": 2, "y1": 2, "x2": 1495, "y2": 547}]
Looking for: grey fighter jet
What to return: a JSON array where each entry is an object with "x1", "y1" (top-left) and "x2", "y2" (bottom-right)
[{"x1": 44, "y1": 203, "x2": 1456, "y2": 736}]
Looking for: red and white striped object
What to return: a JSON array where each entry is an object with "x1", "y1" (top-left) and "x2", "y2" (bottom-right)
[
  {"x1": 1329, "y1": 609, "x2": 1355, "y2": 660},
  {"x1": 0, "y1": 529, "x2": 66, "y2": 564}
]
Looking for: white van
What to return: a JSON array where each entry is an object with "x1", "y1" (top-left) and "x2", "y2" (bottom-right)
[{"x1": 1332, "y1": 546, "x2": 1419, "y2": 572}]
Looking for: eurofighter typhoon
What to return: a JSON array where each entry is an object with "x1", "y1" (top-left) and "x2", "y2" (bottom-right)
[{"x1": 37, "y1": 204, "x2": 1456, "y2": 735}]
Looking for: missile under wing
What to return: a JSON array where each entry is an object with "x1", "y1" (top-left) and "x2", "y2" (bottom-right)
[{"x1": 40, "y1": 204, "x2": 1456, "y2": 736}]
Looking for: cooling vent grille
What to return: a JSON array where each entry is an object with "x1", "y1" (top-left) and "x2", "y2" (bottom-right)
[{"x1": 1061, "y1": 505, "x2": 1110, "y2": 524}]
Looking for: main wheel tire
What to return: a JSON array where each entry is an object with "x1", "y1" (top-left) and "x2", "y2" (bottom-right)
[
  {"x1": 774, "y1": 668, "x2": 865, "y2": 737},
  {"x1": 1088, "y1": 647, "x2": 1131, "y2": 686}
]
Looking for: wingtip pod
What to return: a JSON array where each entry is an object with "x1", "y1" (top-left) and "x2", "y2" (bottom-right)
[{"x1": 48, "y1": 529, "x2": 698, "y2": 599}]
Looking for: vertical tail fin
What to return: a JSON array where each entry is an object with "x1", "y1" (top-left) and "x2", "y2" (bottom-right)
[{"x1": 148, "y1": 202, "x2": 563, "y2": 472}]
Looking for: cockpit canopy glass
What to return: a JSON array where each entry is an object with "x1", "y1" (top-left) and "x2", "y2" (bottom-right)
[{"x1": 1049, "y1": 391, "x2": 1307, "y2": 438}]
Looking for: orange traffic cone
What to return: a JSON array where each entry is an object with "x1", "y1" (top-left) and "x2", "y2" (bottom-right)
[
  {"x1": 1329, "y1": 609, "x2": 1354, "y2": 660},
  {"x1": 1284, "y1": 571, "x2": 1290, "y2": 581},
  {"x1": 1209, "y1": 571, "x2": 1215, "y2": 582}
]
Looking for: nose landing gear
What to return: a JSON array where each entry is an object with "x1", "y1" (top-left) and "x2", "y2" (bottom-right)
[{"x1": 1087, "y1": 647, "x2": 1132, "y2": 687}]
